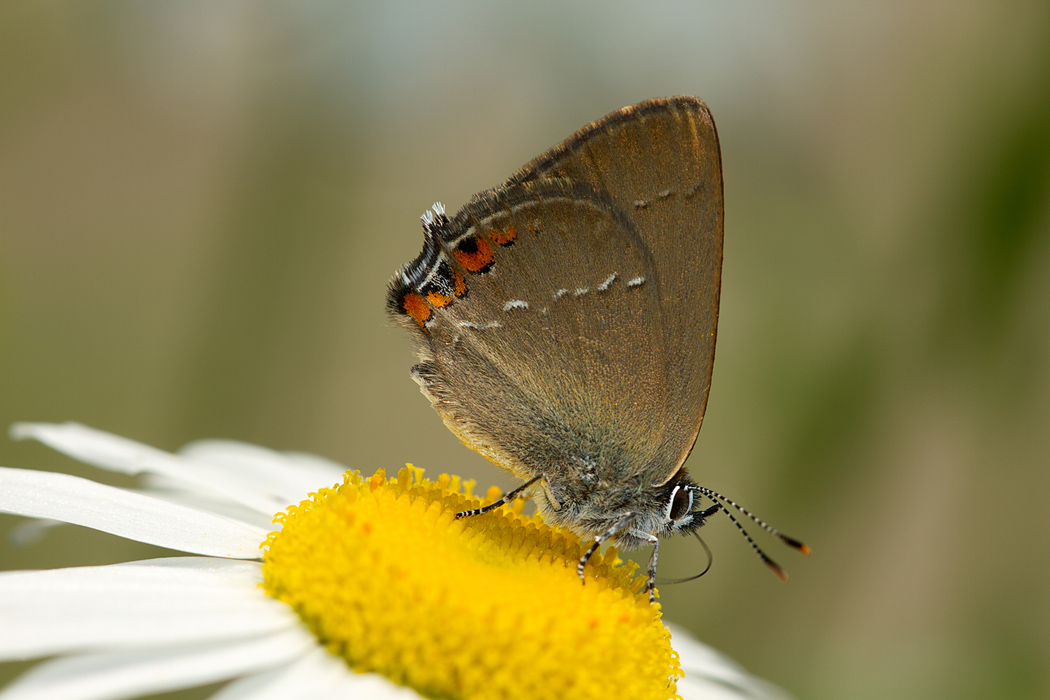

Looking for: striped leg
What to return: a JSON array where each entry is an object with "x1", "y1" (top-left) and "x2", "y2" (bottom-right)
[
  {"x1": 644, "y1": 535, "x2": 660, "y2": 603},
  {"x1": 455, "y1": 475, "x2": 542, "y2": 519},
  {"x1": 577, "y1": 513, "x2": 637, "y2": 582}
]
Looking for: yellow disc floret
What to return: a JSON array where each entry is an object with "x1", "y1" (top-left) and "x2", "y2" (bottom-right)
[{"x1": 262, "y1": 466, "x2": 682, "y2": 700}]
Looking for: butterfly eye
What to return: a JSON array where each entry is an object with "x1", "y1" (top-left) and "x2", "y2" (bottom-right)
[{"x1": 667, "y1": 485, "x2": 694, "y2": 524}]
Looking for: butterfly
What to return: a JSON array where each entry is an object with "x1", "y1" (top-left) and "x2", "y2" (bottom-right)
[{"x1": 388, "y1": 97, "x2": 807, "y2": 601}]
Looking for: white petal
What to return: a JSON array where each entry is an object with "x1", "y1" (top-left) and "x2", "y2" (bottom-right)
[
  {"x1": 115, "y1": 555, "x2": 265, "y2": 575},
  {"x1": 319, "y1": 673, "x2": 424, "y2": 700},
  {"x1": 211, "y1": 648, "x2": 424, "y2": 700},
  {"x1": 0, "y1": 628, "x2": 316, "y2": 700},
  {"x1": 669, "y1": 624, "x2": 792, "y2": 700},
  {"x1": 208, "y1": 647, "x2": 353, "y2": 700},
  {"x1": 9, "y1": 423, "x2": 291, "y2": 515},
  {"x1": 9, "y1": 422, "x2": 204, "y2": 482},
  {"x1": 179, "y1": 440, "x2": 345, "y2": 503},
  {"x1": 283, "y1": 451, "x2": 352, "y2": 482},
  {"x1": 0, "y1": 467, "x2": 268, "y2": 558},
  {"x1": 134, "y1": 483, "x2": 278, "y2": 530},
  {"x1": 0, "y1": 558, "x2": 299, "y2": 661}
]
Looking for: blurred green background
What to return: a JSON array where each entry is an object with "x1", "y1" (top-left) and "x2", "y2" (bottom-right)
[{"x1": 2, "y1": 3, "x2": 1048, "y2": 699}]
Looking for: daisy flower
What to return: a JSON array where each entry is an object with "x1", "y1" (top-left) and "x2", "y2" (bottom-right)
[{"x1": 0, "y1": 422, "x2": 790, "y2": 700}]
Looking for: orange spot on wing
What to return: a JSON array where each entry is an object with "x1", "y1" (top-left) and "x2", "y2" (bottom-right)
[
  {"x1": 454, "y1": 235, "x2": 495, "y2": 273},
  {"x1": 488, "y1": 225, "x2": 517, "y2": 246},
  {"x1": 402, "y1": 292, "x2": 431, "y2": 327},
  {"x1": 452, "y1": 269, "x2": 467, "y2": 297},
  {"x1": 427, "y1": 290, "x2": 453, "y2": 308}
]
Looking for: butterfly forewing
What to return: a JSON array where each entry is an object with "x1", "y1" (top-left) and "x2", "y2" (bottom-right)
[{"x1": 506, "y1": 97, "x2": 724, "y2": 483}]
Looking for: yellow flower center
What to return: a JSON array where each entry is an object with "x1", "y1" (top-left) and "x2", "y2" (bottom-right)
[{"x1": 262, "y1": 466, "x2": 682, "y2": 700}]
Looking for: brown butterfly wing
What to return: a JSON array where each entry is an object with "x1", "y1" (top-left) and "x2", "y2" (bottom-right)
[
  {"x1": 390, "y1": 180, "x2": 671, "y2": 487},
  {"x1": 505, "y1": 96, "x2": 724, "y2": 484}
]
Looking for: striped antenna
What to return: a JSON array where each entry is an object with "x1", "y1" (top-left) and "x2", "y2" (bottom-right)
[{"x1": 689, "y1": 485, "x2": 810, "y2": 582}]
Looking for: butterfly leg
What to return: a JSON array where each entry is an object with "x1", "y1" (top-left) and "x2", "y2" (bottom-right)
[
  {"x1": 577, "y1": 512, "x2": 638, "y2": 583},
  {"x1": 455, "y1": 475, "x2": 543, "y2": 519},
  {"x1": 636, "y1": 534, "x2": 661, "y2": 603}
]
